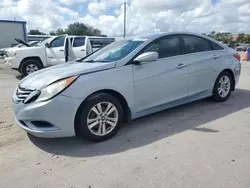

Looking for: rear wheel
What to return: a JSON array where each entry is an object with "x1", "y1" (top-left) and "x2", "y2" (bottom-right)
[
  {"x1": 20, "y1": 59, "x2": 42, "y2": 76},
  {"x1": 212, "y1": 71, "x2": 233, "y2": 102},
  {"x1": 76, "y1": 93, "x2": 124, "y2": 142}
]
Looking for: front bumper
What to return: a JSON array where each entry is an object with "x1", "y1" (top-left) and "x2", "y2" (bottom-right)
[
  {"x1": 13, "y1": 94, "x2": 82, "y2": 138},
  {"x1": 5, "y1": 56, "x2": 22, "y2": 69}
]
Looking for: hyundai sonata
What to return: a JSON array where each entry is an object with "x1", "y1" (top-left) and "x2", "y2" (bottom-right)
[{"x1": 12, "y1": 32, "x2": 241, "y2": 142}]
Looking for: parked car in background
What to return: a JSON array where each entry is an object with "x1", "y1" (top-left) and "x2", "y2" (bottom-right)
[
  {"x1": 12, "y1": 32, "x2": 241, "y2": 142},
  {"x1": 0, "y1": 40, "x2": 39, "y2": 59},
  {"x1": 5, "y1": 35, "x2": 114, "y2": 76},
  {"x1": 236, "y1": 43, "x2": 250, "y2": 51}
]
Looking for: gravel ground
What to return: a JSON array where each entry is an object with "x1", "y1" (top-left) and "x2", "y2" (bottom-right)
[{"x1": 0, "y1": 54, "x2": 250, "y2": 188}]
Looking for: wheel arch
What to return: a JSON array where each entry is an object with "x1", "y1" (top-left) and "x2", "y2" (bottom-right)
[
  {"x1": 19, "y1": 56, "x2": 43, "y2": 71},
  {"x1": 74, "y1": 89, "x2": 132, "y2": 136},
  {"x1": 222, "y1": 69, "x2": 236, "y2": 91}
]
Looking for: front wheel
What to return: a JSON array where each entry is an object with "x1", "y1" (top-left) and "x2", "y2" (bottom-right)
[
  {"x1": 76, "y1": 93, "x2": 124, "y2": 142},
  {"x1": 20, "y1": 59, "x2": 42, "y2": 76},
  {"x1": 212, "y1": 71, "x2": 233, "y2": 102}
]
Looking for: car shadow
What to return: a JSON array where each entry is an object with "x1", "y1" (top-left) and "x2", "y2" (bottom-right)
[
  {"x1": 29, "y1": 88, "x2": 250, "y2": 158},
  {"x1": 16, "y1": 75, "x2": 24, "y2": 80}
]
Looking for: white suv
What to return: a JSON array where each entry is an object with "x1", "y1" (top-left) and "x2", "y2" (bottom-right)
[{"x1": 5, "y1": 35, "x2": 93, "y2": 76}]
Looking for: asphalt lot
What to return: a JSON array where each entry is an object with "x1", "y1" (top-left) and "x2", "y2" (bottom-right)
[{"x1": 0, "y1": 54, "x2": 250, "y2": 188}]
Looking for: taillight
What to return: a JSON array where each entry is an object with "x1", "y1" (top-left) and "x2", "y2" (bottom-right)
[{"x1": 233, "y1": 53, "x2": 241, "y2": 62}]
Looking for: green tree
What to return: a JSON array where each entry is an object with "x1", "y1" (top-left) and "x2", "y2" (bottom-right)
[
  {"x1": 208, "y1": 31, "x2": 233, "y2": 44},
  {"x1": 51, "y1": 22, "x2": 105, "y2": 36},
  {"x1": 208, "y1": 31, "x2": 216, "y2": 38},
  {"x1": 243, "y1": 34, "x2": 250, "y2": 43},
  {"x1": 28, "y1": 29, "x2": 46, "y2": 35},
  {"x1": 55, "y1": 28, "x2": 66, "y2": 35},
  {"x1": 237, "y1": 33, "x2": 245, "y2": 43},
  {"x1": 49, "y1": 31, "x2": 56, "y2": 36},
  {"x1": 65, "y1": 22, "x2": 88, "y2": 35}
]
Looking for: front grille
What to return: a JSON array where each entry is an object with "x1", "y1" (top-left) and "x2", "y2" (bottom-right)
[{"x1": 13, "y1": 86, "x2": 35, "y2": 103}]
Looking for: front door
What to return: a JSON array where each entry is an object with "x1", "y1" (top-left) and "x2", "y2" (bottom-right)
[
  {"x1": 46, "y1": 35, "x2": 67, "y2": 66},
  {"x1": 133, "y1": 35, "x2": 189, "y2": 113}
]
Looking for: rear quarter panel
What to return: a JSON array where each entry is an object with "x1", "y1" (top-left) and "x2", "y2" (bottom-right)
[{"x1": 214, "y1": 49, "x2": 241, "y2": 86}]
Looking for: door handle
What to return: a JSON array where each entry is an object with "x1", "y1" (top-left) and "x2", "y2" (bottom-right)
[
  {"x1": 213, "y1": 54, "x2": 219, "y2": 59},
  {"x1": 81, "y1": 49, "x2": 85, "y2": 51},
  {"x1": 59, "y1": 49, "x2": 64, "y2": 52},
  {"x1": 177, "y1": 63, "x2": 187, "y2": 69}
]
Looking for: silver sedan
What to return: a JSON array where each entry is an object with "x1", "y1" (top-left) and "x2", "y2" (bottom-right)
[{"x1": 12, "y1": 32, "x2": 241, "y2": 142}]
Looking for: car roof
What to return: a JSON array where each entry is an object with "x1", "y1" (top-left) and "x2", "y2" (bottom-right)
[{"x1": 131, "y1": 32, "x2": 211, "y2": 41}]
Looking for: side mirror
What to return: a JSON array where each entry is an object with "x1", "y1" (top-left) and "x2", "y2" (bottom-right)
[
  {"x1": 134, "y1": 51, "x2": 159, "y2": 64},
  {"x1": 45, "y1": 43, "x2": 50, "y2": 48}
]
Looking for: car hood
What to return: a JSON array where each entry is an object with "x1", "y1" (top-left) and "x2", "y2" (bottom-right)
[
  {"x1": 7, "y1": 46, "x2": 45, "y2": 53},
  {"x1": 19, "y1": 62, "x2": 116, "y2": 90},
  {"x1": 15, "y1": 38, "x2": 30, "y2": 47}
]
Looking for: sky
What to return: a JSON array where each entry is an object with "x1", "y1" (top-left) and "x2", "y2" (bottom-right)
[{"x1": 0, "y1": 0, "x2": 249, "y2": 37}]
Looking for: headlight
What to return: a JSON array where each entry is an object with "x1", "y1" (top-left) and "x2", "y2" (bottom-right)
[
  {"x1": 36, "y1": 76, "x2": 77, "y2": 102},
  {"x1": 7, "y1": 51, "x2": 16, "y2": 57}
]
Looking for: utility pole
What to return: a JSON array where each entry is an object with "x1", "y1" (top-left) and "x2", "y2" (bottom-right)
[{"x1": 124, "y1": 2, "x2": 126, "y2": 38}]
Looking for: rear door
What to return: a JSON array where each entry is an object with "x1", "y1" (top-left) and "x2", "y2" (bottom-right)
[
  {"x1": 180, "y1": 34, "x2": 222, "y2": 96},
  {"x1": 46, "y1": 35, "x2": 67, "y2": 66},
  {"x1": 86, "y1": 37, "x2": 93, "y2": 55},
  {"x1": 71, "y1": 37, "x2": 87, "y2": 59}
]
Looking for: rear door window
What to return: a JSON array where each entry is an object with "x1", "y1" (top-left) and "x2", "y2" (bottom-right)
[
  {"x1": 181, "y1": 35, "x2": 211, "y2": 54},
  {"x1": 210, "y1": 41, "x2": 224, "y2": 50},
  {"x1": 73, "y1": 37, "x2": 86, "y2": 47}
]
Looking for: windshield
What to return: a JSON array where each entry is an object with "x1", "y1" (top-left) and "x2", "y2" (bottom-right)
[
  {"x1": 29, "y1": 41, "x2": 39, "y2": 46},
  {"x1": 81, "y1": 39, "x2": 145, "y2": 63},
  {"x1": 14, "y1": 43, "x2": 23, "y2": 48},
  {"x1": 35, "y1": 37, "x2": 55, "y2": 47}
]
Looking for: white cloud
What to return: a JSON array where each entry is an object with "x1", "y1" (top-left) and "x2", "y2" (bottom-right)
[
  {"x1": 88, "y1": 0, "x2": 123, "y2": 15},
  {"x1": 59, "y1": 0, "x2": 88, "y2": 5},
  {"x1": 0, "y1": 0, "x2": 79, "y2": 31},
  {"x1": 0, "y1": 0, "x2": 249, "y2": 36},
  {"x1": 88, "y1": 0, "x2": 250, "y2": 36}
]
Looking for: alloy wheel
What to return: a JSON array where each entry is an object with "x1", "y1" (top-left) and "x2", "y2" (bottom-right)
[
  {"x1": 87, "y1": 102, "x2": 118, "y2": 136},
  {"x1": 218, "y1": 75, "x2": 231, "y2": 98},
  {"x1": 26, "y1": 64, "x2": 39, "y2": 74}
]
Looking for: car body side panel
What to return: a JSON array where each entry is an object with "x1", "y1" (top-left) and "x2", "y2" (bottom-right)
[
  {"x1": 183, "y1": 51, "x2": 220, "y2": 96},
  {"x1": 134, "y1": 89, "x2": 210, "y2": 119},
  {"x1": 133, "y1": 55, "x2": 189, "y2": 112},
  {"x1": 13, "y1": 47, "x2": 47, "y2": 67},
  {"x1": 61, "y1": 65, "x2": 137, "y2": 115},
  {"x1": 210, "y1": 49, "x2": 241, "y2": 87}
]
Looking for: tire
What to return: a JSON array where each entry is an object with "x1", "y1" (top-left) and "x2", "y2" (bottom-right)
[
  {"x1": 20, "y1": 59, "x2": 42, "y2": 76},
  {"x1": 212, "y1": 71, "x2": 233, "y2": 102},
  {"x1": 76, "y1": 93, "x2": 124, "y2": 142}
]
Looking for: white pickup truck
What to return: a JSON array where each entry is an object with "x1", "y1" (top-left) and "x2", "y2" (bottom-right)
[{"x1": 5, "y1": 35, "x2": 94, "y2": 76}]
